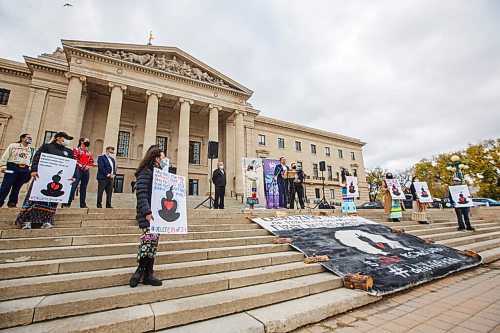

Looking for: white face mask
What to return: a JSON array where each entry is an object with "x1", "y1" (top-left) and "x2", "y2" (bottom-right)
[{"x1": 61, "y1": 139, "x2": 70, "y2": 147}]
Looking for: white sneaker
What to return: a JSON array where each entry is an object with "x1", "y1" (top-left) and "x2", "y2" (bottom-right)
[
  {"x1": 21, "y1": 222, "x2": 31, "y2": 230},
  {"x1": 41, "y1": 223, "x2": 53, "y2": 229}
]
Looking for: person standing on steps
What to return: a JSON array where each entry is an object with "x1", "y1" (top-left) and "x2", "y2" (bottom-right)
[
  {"x1": 449, "y1": 177, "x2": 476, "y2": 232},
  {"x1": 96, "y1": 146, "x2": 116, "y2": 208},
  {"x1": 273, "y1": 157, "x2": 289, "y2": 208},
  {"x1": 410, "y1": 176, "x2": 430, "y2": 224},
  {"x1": 0, "y1": 133, "x2": 34, "y2": 208},
  {"x1": 383, "y1": 172, "x2": 405, "y2": 222},
  {"x1": 129, "y1": 146, "x2": 165, "y2": 287},
  {"x1": 212, "y1": 161, "x2": 226, "y2": 209},
  {"x1": 289, "y1": 163, "x2": 305, "y2": 209},
  {"x1": 14, "y1": 132, "x2": 76, "y2": 229},
  {"x1": 63, "y1": 138, "x2": 94, "y2": 208}
]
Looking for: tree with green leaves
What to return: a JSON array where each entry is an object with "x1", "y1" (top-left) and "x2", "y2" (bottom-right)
[{"x1": 365, "y1": 167, "x2": 387, "y2": 202}]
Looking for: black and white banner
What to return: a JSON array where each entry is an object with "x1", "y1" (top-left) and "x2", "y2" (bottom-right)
[{"x1": 252, "y1": 215, "x2": 482, "y2": 295}]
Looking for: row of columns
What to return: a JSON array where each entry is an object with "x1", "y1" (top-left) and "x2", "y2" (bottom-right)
[{"x1": 59, "y1": 73, "x2": 246, "y2": 191}]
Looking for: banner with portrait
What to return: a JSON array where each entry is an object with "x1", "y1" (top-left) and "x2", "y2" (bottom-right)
[
  {"x1": 413, "y1": 181, "x2": 433, "y2": 203},
  {"x1": 262, "y1": 159, "x2": 280, "y2": 209},
  {"x1": 252, "y1": 215, "x2": 481, "y2": 296},
  {"x1": 30, "y1": 153, "x2": 77, "y2": 203},
  {"x1": 151, "y1": 168, "x2": 187, "y2": 234},
  {"x1": 241, "y1": 158, "x2": 267, "y2": 208},
  {"x1": 345, "y1": 176, "x2": 359, "y2": 198},
  {"x1": 385, "y1": 179, "x2": 406, "y2": 200},
  {"x1": 449, "y1": 185, "x2": 474, "y2": 208}
]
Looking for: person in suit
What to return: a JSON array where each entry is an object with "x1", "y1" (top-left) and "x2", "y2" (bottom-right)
[
  {"x1": 289, "y1": 163, "x2": 305, "y2": 209},
  {"x1": 96, "y1": 146, "x2": 116, "y2": 208},
  {"x1": 212, "y1": 161, "x2": 226, "y2": 209},
  {"x1": 273, "y1": 157, "x2": 289, "y2": 208}
]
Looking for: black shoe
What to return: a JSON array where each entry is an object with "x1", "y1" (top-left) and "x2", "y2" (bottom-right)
[
  {"x1": 419, "y1": 221, "x2": 430, "y2": 224},
  {"x1": 96, "y1": 205, "x2": 102, "y2": 208},
  {"x1": 457, "y1": 227, "x2": 466, "y2": 231},
  {"x1": 80, "y1": 205, "x2": 89, "y2": 209},
  {"x1": 143, "y1": 258, "x2": 162, "y2": 286},
  {"x1": 129, "y1": 259, "x2": 146, "y2": 288},
  {"x1": 106, "y1": 206, "x2": 114, "y2": 209},
  {"x1": 7, "y1": 203, "x2": 17, "y2": 208},
  {"x1": 61, "y1": 204, "x2": 70, "y2": 208},
  {"x1": 466, "y1": 227, "x2": 476, "y2": 232}
]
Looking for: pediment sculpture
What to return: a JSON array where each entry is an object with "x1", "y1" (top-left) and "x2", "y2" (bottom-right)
[{"x1": 98, "y1": 50, "x2": 230, "y2": 88}]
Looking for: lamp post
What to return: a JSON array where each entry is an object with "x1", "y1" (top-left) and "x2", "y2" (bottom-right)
[{"x1": 446, "y1": 155, "x2": 469, "y2": 184}]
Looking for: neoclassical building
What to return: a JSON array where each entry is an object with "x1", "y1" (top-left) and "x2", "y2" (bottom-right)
[{"x1": 0, "y1": 40, "x2": 369, "y2": 203}]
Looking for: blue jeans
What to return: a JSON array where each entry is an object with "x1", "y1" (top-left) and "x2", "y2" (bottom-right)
[
  {"x1": 0, "y1": 163, "x2": 31, "y2": 207},
  {"x1": 68, "y1": 169, "x2": 90, "y2": 207},
  {"x1": 455, "y1": 207, "x2": 471, "y2": 229}
]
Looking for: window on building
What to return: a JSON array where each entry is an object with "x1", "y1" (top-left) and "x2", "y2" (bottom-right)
[
  {"x1": 338, "y1": 149, "x2": 344, "y2": 159},
  {"x1": 315, "y1": 188, "x2": 321, "y2": 199},
  {"x1": 113, "y1": 174, "x2": 124, "y2": 193},
  {"x1": 0, "y1": 88, "x2": 10, "y2": 105},
  {"x1": 327, "y1": 165, "x2": 333, "y2": 179},
  {"x1": 330, "y1": 189, "x2": 335, "y2": 199},
  {"x1": 296, "y1": 161, "x2": 303, "y2": 170},
  {"x1": 156, "y1": 136, "x2": 168, "y2": 153},
  {"x1": 311, "y1": 144, "x2": 317, "y2": 154},
  {"x1": 351, "y1": 152, "x2": 355, "y2": 160},
  {"x1": 189, "y1": 179, "x2": 199, "y2": 196},
  {"x1": 43, "y1": 131, "x2": 57, "y2": 144},
  {"x1": 353, "y1": 169, "x2": 358, "y2": 177},
  {"x1": 313, "y1": 163, "x2": 319, "y2": 177},
  {"x1": 258, "y1": 134, "x2": 266, "y2": 146},
  {"x1": 295, "y1": 141, "x2": 302, "y2": 152},
  {"x1": 117, "y1": 131, "x2": 131, "y2": 157},
  {"x1": 189, "y1": 141, "x2": 201, "y2": 164},
  {"x1": 278, "y1": 138, "x2": 285, "y2": 149},
  {"x1": 325, "y1": 147, "x2": 331, "y2": 156}
]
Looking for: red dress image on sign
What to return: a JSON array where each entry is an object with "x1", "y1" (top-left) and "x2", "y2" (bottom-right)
[
  {"x1": 458, "y1": 192, "x2": 469, "y2": 204},
  {"x1": 391, "y1": 184, "x2": 401, "y2": 196},
  {"x1": 158, "y1": 186, "x2": 181, "y2": 222},
  {"x1": 41, "y1": 170, "x2": 65, "y2": 197},
  {"x1": 420, "y1": 187, "x2": 429, "y2": 198},
  {"x1": 348, "y1": 181, "x2": 356, "y2": 194}
]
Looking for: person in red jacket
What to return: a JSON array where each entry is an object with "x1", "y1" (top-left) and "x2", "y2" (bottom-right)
[{"x1": 63, "y1": 138, "x2": 94, "y2": 208}]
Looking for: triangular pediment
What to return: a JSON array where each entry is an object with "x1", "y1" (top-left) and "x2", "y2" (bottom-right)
[{"x1": 61, "y1": 40, "x2": 252, "y2": 96}]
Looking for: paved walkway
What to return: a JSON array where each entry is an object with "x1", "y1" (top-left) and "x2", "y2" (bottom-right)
[{"x1": 294, "y1": 262, "x2": 500, "y2": 333}]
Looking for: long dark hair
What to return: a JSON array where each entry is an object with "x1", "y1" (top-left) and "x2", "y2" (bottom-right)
[{"x1": 135, "y1": 147, "x2": 163, "y2": 177}]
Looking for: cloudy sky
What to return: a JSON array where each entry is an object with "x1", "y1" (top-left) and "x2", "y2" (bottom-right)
[{"x1": 1, "y1": 0, "x2": 499, "y2": 170}]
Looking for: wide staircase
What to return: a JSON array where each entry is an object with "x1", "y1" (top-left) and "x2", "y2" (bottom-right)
[{"x1": 0, "y1": 207, "x2": 499, "y2": 332}]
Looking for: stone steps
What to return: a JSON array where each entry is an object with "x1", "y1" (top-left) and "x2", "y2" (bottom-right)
[
  {"x1": 0, "y1": 229, "x2": 271, "y2": 250},
  {"x1": 409, "y1": 221, "x2": 500, "y2": 236},
  {"x1": 0, "y1": 252, "x2": 304, "y2": 301},
  {"x1": 456, "y1": 237, "x2": 500, "y2": 253},
  {"x1": 0, "y1": 273, "x2": 341, "y2": 331},
  {"x1": 437, "y1": 231, "x2": 500, "y2": 247},
  {"x1": 0, "y1": 243, "x2": 293, "y2": 279},
  {"x1": 415, "y1": 225, "x2": 500, "y2": 241}
]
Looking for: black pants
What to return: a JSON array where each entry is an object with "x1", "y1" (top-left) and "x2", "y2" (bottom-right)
[
  {"x1": 277, "y1": 178, "x2": 288, "y2": 208},
  {"x1": 214, "y1": 186, "x2": 225, "y2": 209},
  {"x1": 97, "y1": 179, "x2": 113, "y2": 208},
  {"x1": 455, "y1": 207, "x2": 471, "y2": 229},
  {"x1": 0, "y1": 163, "x2": 31, "y2": 207},
  {"x1": 290, "y1": 185, "x2": 305, "y2": 209},
  {"x1": 68, "y1": 169, "x2": 90, "y2": 207}
]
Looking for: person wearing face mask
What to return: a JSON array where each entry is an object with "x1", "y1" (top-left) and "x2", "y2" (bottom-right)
[
  {"x1": 0, "y1": 133, "x2": 35, "y2": 208},
  {"x1": 14, "y1": 132, "x2": 76, "y2": 229},
  {"x1": 410, "y1": 176, "x2": 430, "y2": 224},
  {"x1": 129, "y1": 147, "x2": 165, "y2": 288},
  {"x1": 383, "y1": 172, "x2": 405, "y2": 222},
  {"x1": 96, "y1": 146, "x2": 116, "y2": 208},
  {"x1": 289, "y1": 163, "x2": 305, "y2": 210},
  {"x1": 63, "y1": 138, "x2": 94, "y2": 208},
  {"x1": 212, "y1": 161, "x2": 227, "y2": 209}
]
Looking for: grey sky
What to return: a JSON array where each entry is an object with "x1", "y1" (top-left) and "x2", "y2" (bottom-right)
[{"x1": 1, "y1": 0, "x2": 499, "y2": 170}]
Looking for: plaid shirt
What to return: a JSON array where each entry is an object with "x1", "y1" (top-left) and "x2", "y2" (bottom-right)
[{"x1": 73, "y1": 147, "x2": 94, "y2": 170}]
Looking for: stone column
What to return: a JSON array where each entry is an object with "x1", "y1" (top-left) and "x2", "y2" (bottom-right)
[
  {"x1": 234, "y1": 110, "x2": 245, "y2": 195},
  {"x1": 225, "y1": 119, "x2": 235, "y2": 194},
  {"x1": 143, "y1": 90, "x2": 162, "y2": 155},
  {"x1": 22, "y1": 86, "x2": 48, "y2": 146},
  {"x1": 207, "y1": 104, "x2": 222, "y2": 192},
  {"x1": 176, "y1": 98, "x2": 194, "y2": 182},
  {"x1": 102, "y1": 82, "x2": 127, "y2": 154},
  {"x1": 61, "y1": 73, "x2": 86, "y2": 137}
]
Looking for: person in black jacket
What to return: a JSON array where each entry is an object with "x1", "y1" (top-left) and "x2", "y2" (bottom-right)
[
  {"x1": 15, "y1": 132, "x2": 76, "y2": 229},
  {"x1": 289, "y1": 163, "x2": 305, "y2": 209},
  {"x1": 129, "y1": 146, "x2": 165, "y2": 288},
  {"x1": 212, "y1": 161, "x2": 226, "y2": 209}
]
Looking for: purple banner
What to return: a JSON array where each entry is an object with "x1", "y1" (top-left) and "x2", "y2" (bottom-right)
[{"x1": 262, "y1": 159, "x2": 280, "y2": 209}]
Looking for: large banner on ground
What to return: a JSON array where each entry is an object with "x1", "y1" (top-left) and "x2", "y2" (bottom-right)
[
  {"x1": 241, "y1": 158, "x2": 267, "y2": 208},
  {"x1": 30, "y1": 153, "x2": 76, "y2": 203},
  {"x1": 262, "y1": 159, "x2": 280, "y2": 209},
  {"x1": 252, "y1": 215, "x2": 481, "y2": 295},
  {"x1": 151, "y1": 168, "x2": 187, "y2": 234}
]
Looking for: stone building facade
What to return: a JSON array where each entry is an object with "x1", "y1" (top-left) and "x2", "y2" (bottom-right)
[{"x1": 0, "y1": 40, "x2": 368, "y2": 204}]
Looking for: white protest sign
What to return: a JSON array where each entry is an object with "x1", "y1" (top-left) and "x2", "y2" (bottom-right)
[
  {"x1": 151, "y1": 168, "x2": 187, "y2": 234},
  {"x1": 385, "y1": 179, "x2": 406, "y2": 200},
  {"x1": 449, "y1": 185, "x2": 474, "y2": 208},
  {"x1": 346, "y1": 176, "x2": 359, "y2": 198},
  {"x1": 252, "y1": 215, "x2": 377, "y2": 232},
  {"x1": 414, "y1": 181, "x2": 433, "y2": 203},
  {"x1": 30, "y1": 153, "x2": 76, "y2": 203}
]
